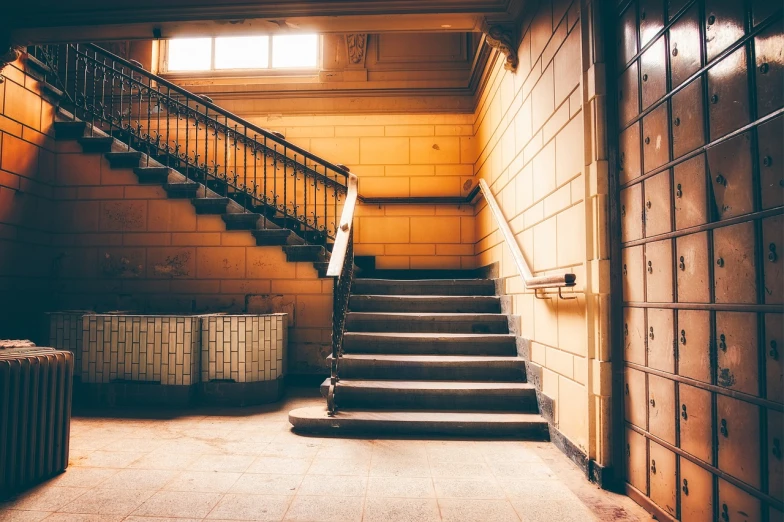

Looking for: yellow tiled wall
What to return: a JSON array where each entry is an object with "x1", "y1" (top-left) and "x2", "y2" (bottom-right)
[
  {"x1": 0, "y1": 56, "x2": 57, "y2": 341},
  {"x1": 472, "y1": 0, "x2": 611, "y2": 467}
]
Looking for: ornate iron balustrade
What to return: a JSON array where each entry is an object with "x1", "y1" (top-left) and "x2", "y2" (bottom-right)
[{"x1": 36, "y1": 43, "x2": 348, "y2": 241}]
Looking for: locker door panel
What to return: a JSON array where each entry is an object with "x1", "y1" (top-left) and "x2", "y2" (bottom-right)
[
  {"x1": 717, "y1": 395, "x2": 761, "y2": 489},
  {"x1": 645, "y1": 239, "x2": 674, "y2": 303},
  {"x1": 673, "y1": 154, "x2": 708, "y2": 230},
  {"x1": 671, "y1": 76, "x2": 705, "y2": 160},
  {"x1": 619, "y1": 62, "x2": 641, "y2": 127},
  {"x1": 640, "y1": 36, "x2": 667, "y2": 110},
  {"x1": 626, "y1": 427, "x2": 648, "y2": 493},
  {"x1": 680, "y1": 457, "x2": 714, "y2": 522},
  {"x1": 766, "y1": 313, "x2": 783, "y2": 404},
  {"x1": 752, "y1": 0, "x2": 778, "y2": 26},
  {"x1": 707, "y1": 46, "x2": 750, "y2": 141},
  {"x1": 677, "y1": 309, "x2": 711, "y2": 384},
  {"x1": 757, "y1": 116, "x2": 784, "y2": 210},
  {"x1": 769, "y1": 409, "x2": 783, "y2": 502},
  {"x1": 619, "y1": 2, "x2": 639, "y2": 67},
  {"x1": 620, "y1": 121, "x2": 642, "y2": 184},
  {"x1": 649, "y1": 440, "x2": 677, "y2": 518},
  {"x1": 648, "y1": 374, "x2": 675, "y2": 444},
  {"x1": 638, "y1": 0, "x2": 664, "y2": 48},
  {"x1": 668, "y1": 4, "x2": 701, "y2": 88},
  {"x1": 718, "y1": 479, "x2": 761, "y2": 522},
  {"x1": 624, "y1": 307, "x2": 646, "y2": 366},
  {"x1": 676, "y1": 231, "x2": 710, "y2": 303},
  {"x1": 625, "y1": 367, "x2": 648, "y2": 429},
  {"x1": 754, "y1": 23, "x2": 784, "y2": 118},
  {"x1": 642, "y1": 103, "x2": 671, "y2": 174},
  {"x1": 648, "y1": 308, "x2": 675, "y2": 373},
  {"x1": 644, "y1": 170, "x2": 672, "y2": 237},
  {"x1": 704, "y1": 0, "x2": 746, "y2": 62},
  {"x1": 679, "y1": 383, "x2": 713, "y2": 463},
  {"x1": 623, "y1": 245, "x2": 645, "y2": 303},
  {"x1": 762, "y1": 215, "x2": 783, "y2": 304},
  {"x1": 716, "y1": 312, "x2": 759, "y2": 396},
  {"x1": 707, "y1": 132, "x2": 754, "y2": 221},
  {"x1": 713, "y1": 222, "x2": 758, "y2": 304},
  {"x1": 621, "y1": 183, "x2": 643, "y2": 243}
]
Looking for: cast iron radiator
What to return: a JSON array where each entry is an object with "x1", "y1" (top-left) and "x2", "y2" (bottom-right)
[{"x1": 0, "y1": 347, "x2": 74, "y2": 494}]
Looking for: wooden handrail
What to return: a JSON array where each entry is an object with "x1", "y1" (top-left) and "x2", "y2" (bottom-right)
[
  {"x1": 326, "y1": 173, "x2": 359, "y2": 277},
  {"x1": 478, "y1": 179, "x2": 576, "y2": 290}
]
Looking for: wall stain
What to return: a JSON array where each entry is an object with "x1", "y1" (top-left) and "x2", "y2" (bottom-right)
[
  {"x1": 718, "y1": 367, "x2": 736, "y2": 388},
  {"x1": 153, "y1": 252, "x2": 191, "y2": 278}
]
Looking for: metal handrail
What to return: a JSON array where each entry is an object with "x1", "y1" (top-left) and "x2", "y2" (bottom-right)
[
  {"x1": 326, "y1": 174, "x2": 359, "y2": 277},
  {"x1": 477, "y1": 179, "x2": 577, "y2": 291}
]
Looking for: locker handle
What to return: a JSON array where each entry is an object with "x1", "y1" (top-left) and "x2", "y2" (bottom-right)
[
  {"x1": 769, "y1": 243, "x2": 778, "y2": 262},
  {"x1": 762, "y1": 155, "x2": 772, "y2": 167},
  {"x1": 646, "y1": 200, "x2": 652, "y2": 209},
  {"x1": 716, "y1": 257, "x2": 724, "y2": 268},
  {"x1": 715, "y1": 174, "x2": 726, "y2": 186},
  {"x1": 720, "y1": 419, "x2": 728, "y2": 437},
  {"x1": 759, "y1": 62, "x2": 769, "y2": 74},
  {"x1": 682, "y1": 478, "x2": 689, "y2": 495},
  {"x1": 771, "y1": 340, "x2": 779, "y2": 360},
  {"x1": 621, "y1": 205, "x2": 626, "y2": 217},
  {"x1": 721, "y1": 503, "x2": 729, "y2": 522},
  {"x1": 647, "y1": 260, "x2": 653, "y2": 274},
  {"x1": 676, "y1": 184, "x2": 682, "y2": 198},
  {"x1": 719, "y1": 334, "x2": 726, "y2": 351},
  {"x1": 672, "y1": 46, "x2": 678, "y2": 57},
  {"x1": 774, "y1": 438, "x2": 782, "y2": 460},
  {"x1": 673, "y1": 117, "x2": 680, "y2": 126},
  {"x1": 649, "y1": 327, "x2": 654, "y2": 340},
  {"x1": 681, "y1": 404, "x2": 687, "y2": 420},
  {"x1": 623, "y1": 264, "x2": 627, "y2": 275},
  {"x1": 625, "y1": 383, "x2": 629, "y2": 395},
  {"x1": 644, "y1": 136, "x2": 651, "y2": 145},
  {"x1": 680, "y1": 329, "x2": 686, "y2": 345},
  {"x1": 649, "y1": 398, "x2": 655, "y2": 407},
  {"x1": 679, "y1": 256, "x2": 685, "y2": 271},
  {"x1": 626, "y1": 444, "x2": 630, "y2": 457},
  {"x1": 711, "y1": 94, "x2": 719, "y2": 104},
  {"x1": 650, "y1": 460, "x2": 656, "y2": 474},
  {"x1": 708, "y1": 14, "x2": 716, "y2": 25},
  {"x1": 642, "y1": 73, "x2": 648, "y2": 82},
  {"x1": 624, "y1": 323, "x2": 629, "y2": 337},
  {"x1": 640, "y1": 9, "x2": 646, "y2": 20}
]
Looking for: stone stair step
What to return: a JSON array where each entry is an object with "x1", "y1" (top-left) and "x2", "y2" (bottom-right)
[
  {"x1": 330, "y1": 354, "x2": 525, "y2": 381},
  {"x1": 251, "y1": 229, "x2": 306, "y2": 246},
  {"x1": 349, "y1": 295, "x2": 500, "y2": 313},
  {"x1": 192, "y1": 197, "x2": 230, "y2": 215},
  {"x1": 26, "y1": 54, "x2": 52, "y2": 75},
  {"x1": 54, "y1": 120, "x2": 87, "y2": 140},
  {"x1": 342, "y1": 332, "x2": 517, "y2": 356},
  {"x1": 222, "y1": 213, "x2": 261, "y2": 230},
  {"x1": 78, "y1": 136, "x2": 114, "y2": 153},
  {"x1": 345, "y1": 312, "x2": 509, "y2": 334},
  {"x1": 352, "y1": 278, "x2": 496, "y2": 296},
  {"x1": 283, "y1": 245, "x2": 327, "y2": 262},
  {"x1": 164, "y1": 182, "x2": 200, "y2": 199},
  {"x1": 105, "y1": 151, "x2": 142, "y2": 169},
  {"x1": 134, "y1": 167, "x2": 171, "y2": 184},
  {"x1": 289, "y1": 406, "x2": 549, "y2": 438}
]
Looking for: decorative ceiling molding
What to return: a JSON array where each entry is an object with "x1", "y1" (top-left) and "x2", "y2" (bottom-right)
[
  {"x1": 0, "y1": 45, "x2": 21, "y2": 83},
  {"x1": 483, "y1": 23, "x2": 518, "y2": 71},
  {"x1": 345, "y1": 33, "x2": 368, "y2": 66}
]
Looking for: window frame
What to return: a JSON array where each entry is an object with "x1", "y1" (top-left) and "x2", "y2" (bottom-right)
[{"x1": 159, "y1": 34, "x2": 321, "y2": 77}]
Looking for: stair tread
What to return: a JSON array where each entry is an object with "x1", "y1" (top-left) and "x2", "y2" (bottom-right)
[
  {"x1": 333, "y1": 354, "x2": 522, "y2": 363},
  {"x1": 328, "y1": 378, "x2": 534, "y2": 391},
  {"x1": 290, "y1": 406, "x2": 545, "y2": 423}
]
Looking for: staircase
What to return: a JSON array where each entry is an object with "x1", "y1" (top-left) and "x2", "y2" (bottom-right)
[{"x1": 289, "y1": 275, "x2": 550, "y2": 438}]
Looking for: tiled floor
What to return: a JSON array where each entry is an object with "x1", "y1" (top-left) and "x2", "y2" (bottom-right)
[{"x1": 1, "y1": 388, "x2": 649, "y2": 521}]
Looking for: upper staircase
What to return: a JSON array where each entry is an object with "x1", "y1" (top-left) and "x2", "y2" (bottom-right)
[{"x1": 289, "y1": 274, "x2": 550, "y2": 438}]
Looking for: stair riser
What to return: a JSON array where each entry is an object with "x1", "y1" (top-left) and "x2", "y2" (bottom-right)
[
  {"x1": 337, "y1": 362, "x2": 525, "y2": 381},
  {"x1": 349, "y1": 297, "x2": 500, "y2": 314},
  {"x1": 164, "y1": 186, "x2": 200, "y2": 199},
  {"x1": 352, "y1": 282, "x2": 496, "y2": 296},
  {"x1": 192, "y1": 199, "x2": 230, "y2": 215},
  {"x1": 342, "y1": 336, "x2": 517, "y2": 356},
  {"x1": 106, "y1": 154, "x2": 142, "y2": 169},
  {"x1": 284, "y1": 246, "x2": 326, "y2": 262},
  {"x1": 54, "y1": 122, "x2": 87, "y2": 140},
  {"x1": 323, "y1": 386, "x2": 538, "y2": 412},
  {"x1": 222, "y1": 214, "x2": 260, "y2": 230},
  {"x1": 346, "y1": 317, "x2": 509, "y2": 334},
  {"x1": 78, "y1": 138, "x2": 114, "y2": 153}
]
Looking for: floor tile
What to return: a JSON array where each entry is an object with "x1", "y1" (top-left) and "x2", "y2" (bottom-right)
[
  {"x1": 247, "y1": 456, "x2": 313, "y2": 475},
  {"x1": 307, "y1": 457, "x2": 370, "y2": 476},
  {"x1": 43, "y1": 467, "x2": 118, "y2": 488},
  {"x1": 428, "y1": 460, "x2": 492, "y2": 479},
  {"x1": 283, "y1": 495, "x2": 364, "y2": 522},
  {"x1": 369, "y1": 457, "x2": 431, "y2": 478},
  {"x1": 0, "y1": 510, "x2": 50, "y2": 521},
  {"x1": 57, "y1": 488, "x2": 153, "y2": 516},
  {"x1": 76, "y1": 450, "x2": 147, "y2": 469},
  {"x1": 127, "y1": 450, "x2": 201, "y2": 470},
  {"x1": 131, "y1": 491, "x2": 223, "y2": 519},
  {"x1": 433, "y1": 477, "x2": 505, "y2": 499},
  {"x1": 230, "y1": 473, "x2": 304, "y2": 496},
  {"x1": 42, "y1": 514, "x2": 125, "y2": 521},
  {"x1": 163, "y1": 471, "x2": 241, "y2": 493},
  {"x1": 206, "y1": 494, "x2": 292, "y2": 521},
  {"x1": 363, "y1": 498, "x2": 441, "y2": 522},
  {"x1": 298, "y1": 475, "x2": 367, "y2": 497},
  {"x1": 4, "y1": 486, "x2": 87, "y2": 512},
  {"x1": 438, "y1": 499, "x2": 521, "y2": 522},
  {"x1": 97, "y1": 469, "x2": 178, "y2": 491},
  {"x1": 366, "y1": 477, "x2": 435, "y2": 498},
  {"x1": 186, "y1": 453, "x2": 256, "y2": 473}
]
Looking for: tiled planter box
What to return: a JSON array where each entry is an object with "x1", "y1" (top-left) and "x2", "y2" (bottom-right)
[
  {"x1": 199, "y1": 314, "x2": 287, "y2": 405},
  {"x1": 47, "y1": 310, "x2": 92, "y2": 378}
]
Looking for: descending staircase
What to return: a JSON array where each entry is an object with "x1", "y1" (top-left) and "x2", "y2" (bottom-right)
[{"x1": 289, "y1": 276, "x2": 550, "y2": 438}]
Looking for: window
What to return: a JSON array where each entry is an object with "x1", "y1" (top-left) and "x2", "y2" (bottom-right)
[{"x1": 165, "y1": 34, "x2": 319, "y2": 72}]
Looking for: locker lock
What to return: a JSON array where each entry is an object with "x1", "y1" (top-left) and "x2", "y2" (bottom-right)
[
  {"x1": 621, "y1": 205, "x2": 626, "y2": 217},
  {"x1": 644, "y1": 136, "x2": 651, "y2": 145},
  {"x1": 676, "y1": 184, "x2": 682, "y2": 198},
  {"x1": 642, "y1": 73, "x2": 648, "y2": 82},
  {"x1": 640, "y1": 9, "x2": 646, "y2": 20},
  {"x1": 625, "y1": 383, "x2": 629, "y2": 395},
  {"x1": 771, "y1": 340, "x2": 779, "y2": 360},
  {"x1": 721, "y1": 503, "x2": 729, "y2": 522},
  {"x1": 715, "y1": 174, "x2": 726, "y2": 186},
  {"x1": 774, "y1": 438, "x2": 782, "y2": 460},
  {"x1": 646, "y1": 200, "x2": 652, "y2": 209},
  {"x1": 623, "y1": 264, "x2": 627, "y2": 275},
  {"x1": 708, "y1": 15, "x2": 716, "y2": 25},
  {"x1": 720, "y1": 419, "x2": 728, "y2": 437},
  {"x1": 716, "y1": 257, "x2": 724, "y2": 268},
  {"x1": 759, "y1": 62, "x2": 769, "y2": 74},
  {"x1": 769, "y1": 243, "x2": 778, "y2": 262},
  {"x1": 681, "y1": 404, "x2": 687, "y2": 420},
  {"x1": 762, "y1": 155, "x2": 772, "y2": 167},
  {"x1": 650, "y1": 459, "x2": 656, "y2": 474},
  {"x1": 649, "y1": 397, "x2": 655, "y2": 407},
  {"x1": 626, "y1": 444, "x2": 630, "y2": 457},
  {"x1": 680, "y1": 329, "x2": 686, "y2": 345},
  {"x1": 649, "y1": 326, "x2": 654, "y2": 340},
  {"x1": 711, "y1": 94, "x2": 719, "y2": 104},
  {"x1": 624, "y1": 323, "x2": 629, "y2": 337},
  {"x1": 673, "y1": 117, "x2": 680, "y2": 126},
  {"x1": 647, "y1": 260, "x2": 653, "y2": 273},
  {"x1": 679, "y1": 256, "x2": 686, "y2": 271},
  {"x1": 682, "y1": 478, "x2": 689, "y2": 495},
  {"x1": 719, "y1": 334, "x2": 727, "y2": 351},
  {"x1": 672, "y1": 46, "x2": 678, "y2": 57}
]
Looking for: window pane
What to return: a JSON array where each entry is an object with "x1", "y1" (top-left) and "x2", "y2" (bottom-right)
[
  {"x1": 167, "y1": 38, "x2": 211, "y2": 71},
  {"x1": 272, "y1": 34, "x2": 318, "y2": 68},
  {"x1": 215, "y1": 36, "x2": 270, "y2": 69}
]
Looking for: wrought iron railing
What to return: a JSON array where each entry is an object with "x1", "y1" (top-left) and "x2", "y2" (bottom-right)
[
  {"x1": 325, "y1": 173, "x2": 358, "y2": 415},
  {"x1": 33, "y1": 43, "x2": 348, "y2": 242}
]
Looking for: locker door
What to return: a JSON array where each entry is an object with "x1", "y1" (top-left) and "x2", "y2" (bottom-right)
[
  {"x1": 623, "y1": 245, "x2": 645, "y2": 303},
  {"x1": 757, "y1": 116, "x2": 784, "y2": 210},
  {"x1": 718, "y1": 479, "x2": 761, "y2": 522},
  {"x1": 649, "y1": 441, "x2": 677, "y2": 518},
  {"x1": 762, "y1": 214, "x2": 783, "y2": 304},
  {"x1": 648, "y1": 308, "x2": 675, "y2": 373},
  {"x1": 640, "y1": 36, "x2": 667, "y2": 110},
  {"x1": 642, "y1": 103, "x2": 671, "y2": 174},
  {"x1": 680, "y1": 457, "x2": 714, "y2": 522},
  {"x1": 717, "y1": 395, "x2": 761, "y2": 489},
  {"x1": 671, "y1": 76, "x2": 705, "y2": 160},
  {"x1": 673, "y1": 154, "x2": 708, "y2": 230},
  {"x1": 621, "y1": 183, "x2": 644, "y2": 243},
  {"x1": 707, "y1": 132, "x2": 754, "y2": 221},
  {"x1": 645, "y1": 240, "x2": 674, "y2": 303},
  {"x1": 715, "y1": 312, "x2": 760, "y2": 396},
  {"x1": 679, "y1": 383, "x2": 713, "y2": 463},
  {"x1": 704, "y1": 0, "x2": 746, "y2": 61},
  {"x1": 620, "y1": 122, "x2": 642, "y2": 184},
  {"x1": 677, "y1": 309, "x2": 711, "y2": 384},
  {"x1": 648, "y1": 374, "x2": 675, "y2": 445},
  {"x1": 668, "y1": 4, "x2": 701, "y2": 88},
  {"x1": 766, "y1": 313, "x2": 783, "y2": 403},
  {"x1": 769, "y1": 410, "x2": 783, "y2": 502},
  {"x1": 676, "y1": 231, "x2": 710, "y2": 303},
  {"x1": 754, "y1": 23, "x2": 784, "y2": 118},
  {"x1": 625, "y1": 367, "x2": 648, "y2": 429},
  {"x1": 638, "y1": 0, "x2": 663, "y2": 48},
  {"x1": 624, "y1": 307, "x2": 646, "y2": 366},
  {"x1": 644, "y1": 170, "x2": 672, "y2": 237},
  {"x1": 713, "y1": 222, "x2": 758, "y2": 304},
  {"x1": 626, "y1": 427, "x2": 648, "y2": 494}
]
